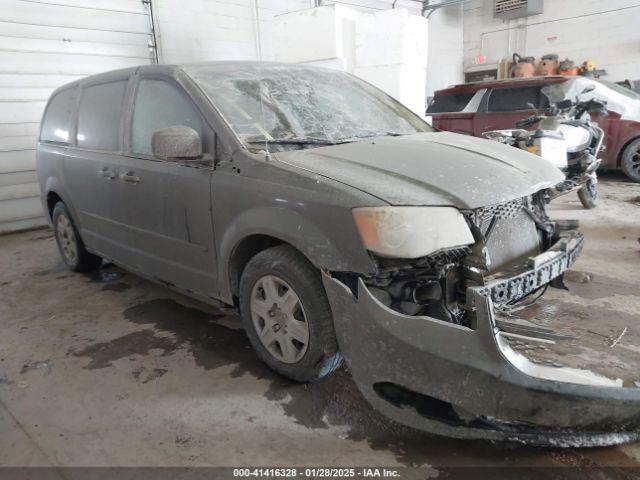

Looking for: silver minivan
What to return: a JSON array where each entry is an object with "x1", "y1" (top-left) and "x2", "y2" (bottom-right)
[{"x1": 36, "y1": 62, "x2": 640, "y2": 445}]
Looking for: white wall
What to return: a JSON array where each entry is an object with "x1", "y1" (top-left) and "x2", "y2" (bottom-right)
[
  {"x1": 463, "y1": 0, "x2": 640, "y2": 82},
  {"x1": 425, "y1": 4, "x2": 463, "y2": 98},
  {"x1": 153, "y1": 0, "x2": 422, "y2": 64},
  {"x1": 153, "y1": 0, "x2": 310, "y2": 63}
]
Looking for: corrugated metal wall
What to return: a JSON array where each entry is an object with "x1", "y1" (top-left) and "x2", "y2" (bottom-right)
[{"x1": 0, "y1": 0, "x2": 153, "y2": 233}]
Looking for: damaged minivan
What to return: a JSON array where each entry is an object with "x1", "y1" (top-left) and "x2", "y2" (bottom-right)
[{"x1": 37, "y1": 62, "x2": 640, "y2": 446}]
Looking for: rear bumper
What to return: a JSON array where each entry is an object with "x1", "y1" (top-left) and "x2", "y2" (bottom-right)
[{"x1": 323, "y1": 233, "x2": 640, "y2": 446}]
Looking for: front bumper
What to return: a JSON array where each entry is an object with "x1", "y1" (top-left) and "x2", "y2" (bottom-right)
[{"x1": 323, "y1": 232, "x2": 640, "y2": 446}]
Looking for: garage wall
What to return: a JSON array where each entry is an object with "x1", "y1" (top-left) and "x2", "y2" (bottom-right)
[
  {"x1": 463, "y1": 0, "x2": 640, "y2": 82},
  {"x1": 152, "y1": 0, "x2": 310, "y2": 63},
  {"x1": 0, "y1": 0, "x2": 153, "y2": 233},
  {"x1": 425, "y1": 4, "x2": 463, "y2": 99},
  {"x1": 152, "y1": 0, "x2": 422, "y2": 64}
]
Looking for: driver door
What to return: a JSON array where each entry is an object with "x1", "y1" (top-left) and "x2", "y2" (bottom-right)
[{"x1": 118, "y1": 75, "x2": 218, "y2": 295}]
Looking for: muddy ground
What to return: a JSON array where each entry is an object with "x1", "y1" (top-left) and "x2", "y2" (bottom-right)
[{"x1": 0, "y1": 174, "x2": 639, "y2": 475}]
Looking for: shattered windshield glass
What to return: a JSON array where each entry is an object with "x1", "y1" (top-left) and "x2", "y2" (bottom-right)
[{"x1": 183, "y1": 63, "x2": 432, "y2": 150}]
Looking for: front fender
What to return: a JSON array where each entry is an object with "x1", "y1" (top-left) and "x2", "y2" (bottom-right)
[{"x1": 217, "y1": 206, "x2": 375, "y2": 303}]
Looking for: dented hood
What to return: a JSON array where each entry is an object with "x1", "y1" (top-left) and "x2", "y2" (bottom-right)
[{"x1": 275, "y1": 131, "x2": 564, "y2": 209}]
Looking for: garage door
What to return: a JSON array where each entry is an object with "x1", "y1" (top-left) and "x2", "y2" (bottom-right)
[{"x1": 0, "y1": 0, "x2": 154, "y2": 233}]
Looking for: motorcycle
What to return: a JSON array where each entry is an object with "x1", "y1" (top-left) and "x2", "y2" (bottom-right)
[{"x1": 483, "y1": 95, "x2": 606, "y2": 209}]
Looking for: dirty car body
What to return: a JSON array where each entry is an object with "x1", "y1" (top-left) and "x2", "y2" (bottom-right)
[{"x1": 36, "y1": 62, "x2": 640, "y2": 445}]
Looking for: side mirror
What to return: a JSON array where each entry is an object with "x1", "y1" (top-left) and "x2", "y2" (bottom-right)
[
  {"x1": 152, "y1": 126, "x2": 202, "y2": 161},
  {"x1": 581, "y1": 84, "x2": 596, "y2": 94},
  {"x1": 556, "y1": 99, "x2": 573, "y2": 109}
]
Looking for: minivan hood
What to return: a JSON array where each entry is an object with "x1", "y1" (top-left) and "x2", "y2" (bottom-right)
[{"x1": 275, "y1": 131, "x2": 564, "y2": 209}]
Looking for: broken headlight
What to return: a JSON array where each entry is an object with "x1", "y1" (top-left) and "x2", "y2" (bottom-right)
[{"x1": 352, "y1": 206, "x2": 474, "y2": 259}]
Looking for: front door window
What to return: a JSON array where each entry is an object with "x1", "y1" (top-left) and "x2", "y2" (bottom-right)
[{"x1": 131, "y1": 79, "x2": 205, "y2": 157}]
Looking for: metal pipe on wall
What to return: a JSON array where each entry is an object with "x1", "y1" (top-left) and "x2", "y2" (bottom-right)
[
  {"x1": 143, "y1": 0, "x2": 160, "y2": 64},
  {"x1": 478, "y1": 4, "x2": 640, "y2": 58},
  {"x1": 251, "y1": 0, "x2": 263, "y2": 60}
]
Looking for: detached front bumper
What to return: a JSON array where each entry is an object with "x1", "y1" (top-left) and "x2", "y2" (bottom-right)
[{"x1": 323, "y1": 231, "x2": 640, "y2": 446}]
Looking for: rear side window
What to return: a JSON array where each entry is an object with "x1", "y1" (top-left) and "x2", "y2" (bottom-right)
[
  {"x1": 427, "y1": 92, "x2": 475, "y2": 113},
  {"x1": 41, "y1": 88, "x2": 76, "y2": 143},
  {"x1": 131, "y1": 79, "x2": 204, "y2": 156},
  {"x1": 488, "y1": 86, "x2": 548, "y2": 112},
  {"x1": 77, "y1": 81, "x2": 127, "y2": 151}
]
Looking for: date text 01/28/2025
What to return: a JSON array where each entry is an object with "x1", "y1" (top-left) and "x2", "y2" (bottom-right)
[{"x1": 232, "y1": 468, "x2": 401, "y2": 478}]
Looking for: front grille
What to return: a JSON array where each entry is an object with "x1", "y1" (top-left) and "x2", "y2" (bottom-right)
[
  {"x1": 465, "y1": 198, "x2": 527, "y2": 240},
  {"x1": 465, "y1": 198, "x2": 527, "y2": 235}
]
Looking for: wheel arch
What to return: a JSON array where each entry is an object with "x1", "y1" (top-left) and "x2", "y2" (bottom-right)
[
  {"x1": 227, "y1": 233, "x2": 289, "y2": 305},
  {"x1": 217, "y1": 206, "x2": 376, "y2": 305},
  {"x1": 43, "y1": 176, "x2": 79, "y2": 226},
  {"x1": 46, "y1": 191, "x2": 64, "y2": 219}
]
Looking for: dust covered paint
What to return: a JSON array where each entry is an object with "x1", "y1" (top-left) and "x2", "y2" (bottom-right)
[{"x1": 34, "y1": 62, "x2": 640, "y2": 446}]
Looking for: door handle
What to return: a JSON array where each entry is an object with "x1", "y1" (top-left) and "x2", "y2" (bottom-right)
[
  {"x1": 120, "y1": 171, "x2": 141, "y2": 184},
  {"x1": 98, "y1": 167, "x2": 116, "y2": 180}
]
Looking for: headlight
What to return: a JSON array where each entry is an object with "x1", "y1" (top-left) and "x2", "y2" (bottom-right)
[
  {"x1": 352, "y1": 206, "x2": 474, "y2": 259},
  {"x1": 558, "y1": 124, "x2": 591, "y2": 153}
]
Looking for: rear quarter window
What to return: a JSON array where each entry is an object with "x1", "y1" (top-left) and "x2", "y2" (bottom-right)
[
  {"x1": 488, "y1": 86, "x2": 549, "y2": 112},
  {"x1": 77, "y1": 81, "x2": 127, "y2": 151},
  {"x1": 427, "y1": 93, "x2": 476, "y2": 113},
  {"x1": 40, "y1": 87, "x2": 76, "y2": 143}
]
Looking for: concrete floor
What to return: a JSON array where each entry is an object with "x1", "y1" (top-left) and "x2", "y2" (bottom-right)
[{"x1": 1, "y1": 175, "x2": 639, "y2": 472}]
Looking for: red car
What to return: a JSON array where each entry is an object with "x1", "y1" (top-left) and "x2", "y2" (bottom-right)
[{"x1": 427, "y1": 76, "x2": 640, "y2": 182}]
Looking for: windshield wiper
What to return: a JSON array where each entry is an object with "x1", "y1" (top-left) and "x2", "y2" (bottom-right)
[
  {"x1": 245, "y1": 132, "x2": 411, "y2": 147},
  {"x1": 337, "y1": 131, "x2": 410, "y2": 142},
  {"x1": 245, "y1": 136, "x2": 338, "y2": 145}
]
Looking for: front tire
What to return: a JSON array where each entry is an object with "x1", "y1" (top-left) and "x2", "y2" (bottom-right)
[
  {"x1": 239, "y1": 245, "x2": 342, "y2": 382},
  {"x1": 621, "y1": 138, "x2": 640, "y2": 183},
  {"x1": 52, "y1": 202, "x2": 102, "y2": 272},
  {"x1": 578, "y1": 177, "x2": 598, "y2": 209}
]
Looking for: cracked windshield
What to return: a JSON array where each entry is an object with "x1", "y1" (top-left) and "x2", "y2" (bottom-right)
[{"x1": 184, "y1": 64, "x2": 432, "y2": 151}]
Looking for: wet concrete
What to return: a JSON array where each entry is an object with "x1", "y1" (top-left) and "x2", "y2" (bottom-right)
[
  {"x1": 73, "y1": 330, "x2": 178, "y2": 370},
  {"x1": 1, "y1": 178, "x2": 640, "y2": 471},
  {"x1": 101, "y1": 282, "x2": 131, "y2": 293}
]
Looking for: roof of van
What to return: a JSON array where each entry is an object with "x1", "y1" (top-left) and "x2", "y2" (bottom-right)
[{"x1": 53, "y1": 61, "x2": 324, "y2": 95}]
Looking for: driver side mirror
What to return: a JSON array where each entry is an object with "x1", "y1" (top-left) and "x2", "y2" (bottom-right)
[{"x1": 152, "y1": 126, "x2": 202, "y2": 161}]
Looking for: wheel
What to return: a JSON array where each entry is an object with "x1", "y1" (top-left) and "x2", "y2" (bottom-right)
[
  {"x1": 239, "y1": 245, "x2": 342, "y2": 382},
  {"x1": 52, "y1": 202, "x2": 102, "y2": 272},
  {"x1": 621, "y1": 138, "x2": 640, "y2": 183},
  {"x1": 578, "y1": 177, "x2": 598, "y2": 209}
]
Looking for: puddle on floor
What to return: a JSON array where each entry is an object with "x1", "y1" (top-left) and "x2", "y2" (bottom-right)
[{"x1": 68, "y1": 297, "x2": 640, "y2": 468}]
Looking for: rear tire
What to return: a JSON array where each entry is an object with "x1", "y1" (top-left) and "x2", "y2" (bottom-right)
[
  {"x1": 52, "y1": 202, "x2": 102, "y2": 272},
  {"x1": 239, "y1": 245, "x2": 342, "y2": 382},
  {"x1": 578, "y1": 177, "x2": 598, "y2": 209},
  {"x1": 621, "y1": 138, "x2": 640, "y2": 183}
]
